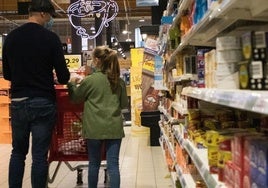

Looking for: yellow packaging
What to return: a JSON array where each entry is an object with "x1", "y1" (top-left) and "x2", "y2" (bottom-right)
[
  {"x1": 203, "y1": 119, "x2": 220, "y2": 130},
  {"x1": 218, "y1": 151, "x2": 232, "y2": 168},
  {"x1": 208, "y1": 145, "x2": 219, "y2": 166},
  {"x1": 205, "y1": 130, "x2": 220, "y2": 146},
  {"x1": 188, "y1": 109, "x2": 200, "y2": 120}
]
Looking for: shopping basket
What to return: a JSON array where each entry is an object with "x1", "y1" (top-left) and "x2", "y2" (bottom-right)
[{"x1": 48, "y1": 85, "x2": 107, "y2": 185}]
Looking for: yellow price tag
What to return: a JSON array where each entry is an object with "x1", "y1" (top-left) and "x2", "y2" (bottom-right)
[{"x1": 64, "y1": 54, "x2": 82, "y2": 70}]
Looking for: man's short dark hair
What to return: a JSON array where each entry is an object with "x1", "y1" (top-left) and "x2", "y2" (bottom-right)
[{"x1": 28, "y1": 0, "x2": 56, "y2": 16}]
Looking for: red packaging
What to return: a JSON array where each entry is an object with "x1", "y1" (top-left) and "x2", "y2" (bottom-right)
[{"x1": 223, "y1": 161, "x2": 235, "y2": 188}]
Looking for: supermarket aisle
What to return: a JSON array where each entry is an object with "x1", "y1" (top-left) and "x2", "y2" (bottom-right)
[{"x1": 0, "y1": 126, "x2": 172, "y2": 188}]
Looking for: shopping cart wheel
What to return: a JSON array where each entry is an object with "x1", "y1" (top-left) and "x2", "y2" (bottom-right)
[{"x1": 77, "y1": 169, "x2": 83, "y2": 185}]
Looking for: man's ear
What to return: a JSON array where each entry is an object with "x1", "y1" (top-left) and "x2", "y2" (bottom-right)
[{"x1": 40, "y1": 12, "x2": 46, "y2": 17}]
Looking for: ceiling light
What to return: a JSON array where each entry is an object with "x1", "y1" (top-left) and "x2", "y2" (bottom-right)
[
  {"x1": 90, "y1": 26, "x2": 95, "y2": 31},
  {"x1": 142, "y1": 34, "x2": 147, "y2": 40},
  {"x1": 139, "y1": 18, "x2": 145, "y2": 22},
  {"x1": 122, "y1": 30, "x2": 128, "y2": 34},
  {"x1": 126, "y1": 38, "x2": 132, "y2": 42}
]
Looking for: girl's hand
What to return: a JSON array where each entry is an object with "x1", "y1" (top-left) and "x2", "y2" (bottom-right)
[{"x1": 69, "y1": 73, "x2": 83, "y2": 84}]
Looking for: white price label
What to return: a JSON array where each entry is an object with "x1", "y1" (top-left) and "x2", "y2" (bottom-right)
[
  {"x1": 252, "y1": 98, "x2": 268, "y2": 114},
  {"x1": 230, "y1": 93, "x2": 247, "y2": 109}
]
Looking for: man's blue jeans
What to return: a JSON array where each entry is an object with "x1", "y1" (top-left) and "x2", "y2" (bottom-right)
[
  {"x1": 9, "y1": 97, "x2": 56, "y2": 188},
  {"x1": 87, "y1": 139, "x2": 122, "y2": 188}
]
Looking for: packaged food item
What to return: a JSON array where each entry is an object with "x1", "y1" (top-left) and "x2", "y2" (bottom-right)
[
  {"x1": 216, "y1": 36, "x2": 241, "y2": 51},
  {"x1": 249, "y1": 139, "x2": 268, "y2": 188},
  {"x1": 218, "y1": 137, "x2": 233, "y2": 181},
  {"x1": 203, "y1": 119, "x2": 220, "y2": 130},
  {"x1": 241, "y1": 31, "x2": 254, "y2": 60},
  {"x1": 238, "y1": 60, "x2": 250, "y2": 89},
  {"x1": 250, "y1": 31, "x2": 268, "y2": 90},
  {"x1": 188, "y1": 109, "x2": 200, "y2": 120}
]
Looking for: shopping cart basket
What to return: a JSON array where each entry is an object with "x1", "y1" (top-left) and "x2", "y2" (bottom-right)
[{"x1": 48, "y1": 85, "x2": 107, "y2": 185}]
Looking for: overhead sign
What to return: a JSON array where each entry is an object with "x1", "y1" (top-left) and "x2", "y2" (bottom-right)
[{"x1": 136, "y1": 0, "x2": 159, "y2": 6}]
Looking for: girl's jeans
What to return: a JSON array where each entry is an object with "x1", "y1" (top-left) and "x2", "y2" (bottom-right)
[{"x1": 87, "y1": 139, "x2": 122, "y2": 188}]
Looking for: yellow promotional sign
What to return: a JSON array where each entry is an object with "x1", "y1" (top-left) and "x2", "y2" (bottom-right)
[
  {"x1": 130, "y1": 48, "x2": 144, "y2": 67},
  {"x1": 130, "y1": 48, "x2": 143, "y2": 127},
  {"x1": 64, "y1": 54, "x2": 82, "y2": 70}
]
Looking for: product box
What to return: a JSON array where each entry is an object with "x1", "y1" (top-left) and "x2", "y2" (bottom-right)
[
  {"x1": 243, "y1": 136, "x2": 261, "y2": 188},
  {"x1": 241, "y1": 31, "x2": 254, "y2": 60},
  {"x1": 233, "y1": 163, "x2": 243, "y2": 188},
  {"x1": 249, "y1": 60, "x2": 266, "y2": 90},
  {"x1": 215, "y1": 72, "x2": 239, "y2": 89},
  {"x1": 217, "y1": 138, "x2": 232, "y2": 181},
  {"x1": 252, "y1": 31, "x2": 268, "y2": 61},
  {"x1": 204, "y1": 49, "x2": 217, "y2": 88},
  {"x1": 223, "y1": 161, "x2": 235, "y2": 188},
  {"x1": 249, "y1": 31, "x2": 268, "y2": 90},
  {"x1": 216, "y1": 50, "x2": 242, "y2": 63},
  {"x1": 208, "y1": 145, "x2": 219, "y2": 173},
  {"x1": 249, "y1": 139, "x2": 268, "y2": 188},
  {"x1": 232, "y1": 132, "x2": 260, "y2": 167},
  {"x1": 238, "y1": 60, "x2": 250, "y2": 89},
  {"x1": 216, "y1": 36, "x2": 241, "y2": 51}
]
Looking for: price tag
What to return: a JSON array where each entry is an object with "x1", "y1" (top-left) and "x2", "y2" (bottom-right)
[
  {"x1": 217, "y1": 91, "x2": 232, "y2": 105},
  {"x1": 252, "y1": 97, "x2": 268, "y2": 114},
  {"x1": 64, "y1": 54, "x2": 82, "y2": 70},
  {"x1": 230, "y1": 92, "x2": 247, "y2": 109}
]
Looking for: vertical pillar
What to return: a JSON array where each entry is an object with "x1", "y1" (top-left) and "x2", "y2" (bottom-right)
[
  {"x1": 95, "y1": 15, "x2": 103, "y2": 46},
  {"x1": 71, "y1": 0, "x2": 81, "y2": 53},
  {"x1": 106, "y1": 21, "x2": 112, "y2": 48}
]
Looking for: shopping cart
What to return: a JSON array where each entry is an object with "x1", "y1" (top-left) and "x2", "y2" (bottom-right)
[{"x1": 48, "y1": 85, "x2": 107, "y2": 185}]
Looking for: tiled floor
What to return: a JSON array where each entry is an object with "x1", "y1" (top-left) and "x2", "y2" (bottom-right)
[{"x1": 0, "y1": 126, "x2": 172, "y2": 188}]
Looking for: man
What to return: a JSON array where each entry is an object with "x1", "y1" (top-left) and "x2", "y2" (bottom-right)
[{"x1": 2, "y1": 0, "x2": 70, "y2": 187}]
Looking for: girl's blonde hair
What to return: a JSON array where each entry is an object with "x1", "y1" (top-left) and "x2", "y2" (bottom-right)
[{"x1": 92, "y1": 46, "x2": 120, "y2": 93}]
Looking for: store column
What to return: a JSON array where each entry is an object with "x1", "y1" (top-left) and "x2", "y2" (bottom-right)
[
  {"x1": 70, "y1": 0, "x2": 81, "y2": 53},
  {"x1": 95, "y1": 10, "x2": 103, "y2": 46}
]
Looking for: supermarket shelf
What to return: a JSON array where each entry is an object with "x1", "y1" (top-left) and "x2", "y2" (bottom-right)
[
  {"x1": 158, "y1": 105, "x2": 173, "y2": 122},
  {"x1": 170, "y1": 172, "x2": 178, "y2": 188},
  {"x1": 171, "y1": 102, "x2": 188, "y2": 116},
  {"x1": 0, "y1": 116, "x2": 10, "y2": 119},
  {"x1": 173, "y1": 126, "x2": 223, "y2": 188},
  {"x1": 175, "y1": 165, "x2": 195, "y2": 188},
  {"x1": 172, "y1": 74, "x2": 198, "y2": 82},
  {"x1": 169, "y1": 0, "x2": 268, "y2": 63},
  {"x1": 159, "y1": 136, "x2": 177, "y2": 188},
  {"x1": 0, "y1": 102, "x2": 10, "y2": 105},
  {"x1": 182, "y1": 87, "x2": 268, "y2": 115},
  {"x1": 2, "y1": 131, "x2": 12, "y2": 134},
  {"x1": 160, "y1": 126, "x2": 176, "y2": 162},
  {"x1": 160, "y1": 125, "x2": 196, "y2": 188}
]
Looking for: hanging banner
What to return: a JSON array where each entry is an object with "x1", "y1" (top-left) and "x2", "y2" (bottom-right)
[{"x1": 136, "y1": 0, "x2": 159, "y2": 6}]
